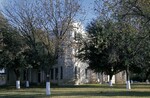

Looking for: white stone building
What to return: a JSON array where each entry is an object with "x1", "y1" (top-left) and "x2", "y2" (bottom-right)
[
  {"x1": 49, "y1": 22, "x2": 91, "y2": 85},
  {"x1": 1, "y1": 22, "x2": 126, "y2": 86}
]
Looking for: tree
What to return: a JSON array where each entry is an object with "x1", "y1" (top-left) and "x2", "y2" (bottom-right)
[
  {"x1": 23, "y1": 48, "x2": 39, "y2": 87},
  {"x1": 94, "y1": 0, "x2": 150, "y2": 89},
  {"x1": 1, "y1": 26, "x2": 25, "y2": 89},
  {"x1": 130, "y1": 35, "x2": 150, "y2": 83},
  {"x1": 110, "y1": 0, "x2": 150, "y2": 87},
  {"x1": 2, "y1": 0, "x2": 82, "y2": 95},
  {"x1": 0, "y1": 12, "x2": 26, "y2": 89},
  {"x1": 115, "y1": 0, "x2": 150, "y2": 83},
  {"x1": 78, "y1": 19, "x2": 126, "y2": 86},
  {"x1": 0, "y1": 13, "x2": 7, "y2": 68}
]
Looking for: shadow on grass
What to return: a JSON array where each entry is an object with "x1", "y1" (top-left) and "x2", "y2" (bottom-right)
[
  {"x1": 51, "y1": 91, "x2": 150, "y2": 97},
  {"x1": 0, "y1": 84, "x2": 150, "y2": 98},
  {"x1": 0, "y1": 94, "x2": 44, "y2": 98},
  {"x1": 76, "y1": 84, "x2": 150, "y2": 89},
  {"x1": 0, "y1": 91, "x2": 150, "y2": 98},
  {"x1": 1, "y1": 83, "x2": 149, "y2": 89}
]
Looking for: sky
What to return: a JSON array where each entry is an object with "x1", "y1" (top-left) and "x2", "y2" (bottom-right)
[
  {"x1": 0, "y1": 0, "x2": 96, "y2": 27},
  {"x1": 0, "y1": 0, "x2": 3, "y2": 7},
  {"x1": 81, "y1": 0, "x2": 96, "y2": 26}
]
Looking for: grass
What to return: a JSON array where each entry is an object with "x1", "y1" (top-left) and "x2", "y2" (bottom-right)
[{"x1": 0, "y1": 83, "x2": 150, "y2": 98}]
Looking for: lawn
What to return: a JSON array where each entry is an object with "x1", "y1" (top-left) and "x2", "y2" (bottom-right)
[{"x1": 0, "y1": 84, "x2": 150, "y2": 98}]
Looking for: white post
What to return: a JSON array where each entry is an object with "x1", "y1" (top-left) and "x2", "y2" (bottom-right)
[
  {"x1": 46, "y1": 82, "x2": 51, "y2": 96},
  {"x1": 16, "y1": 80, "x2": 20, "y2": 89},
  {"x1": 126, "y1": 80, "x2": 131, "y2": 89},
  {"x1": 146, "y1": 80, "x2": 149, "y2": 84},
  {"x1": 109, "y1": 80, "x2": 113, "y2": 86},
  {"x1": 131, "y1": 80, "x2": 133, "y2": 84},
  {"x1": 26, "y1": 81, "x2": 29, "y2": 87}
]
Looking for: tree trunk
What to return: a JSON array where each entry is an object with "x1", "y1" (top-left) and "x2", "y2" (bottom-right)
[
  {"x1": 109, "y1": 74, "x2": 113, "y2": 86},
  {"x1": 46, "y1": 74, "x2": 50, "y2": 96},
  {"x1": 126, "y1": 65, "x2": 131, "y2": 89},
  {"x1": 14, "y1": 69, "x2": 21, "y2": 89},
  {"x1": 25, "y1": 69, "x2": 29, "y2": 87}
]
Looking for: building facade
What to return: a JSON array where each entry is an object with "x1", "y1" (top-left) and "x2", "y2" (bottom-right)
[{"x1": 0, "y1": 22, "x2": 126, "y2": 86}]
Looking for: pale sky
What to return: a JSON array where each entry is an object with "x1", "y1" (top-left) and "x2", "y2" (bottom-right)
[
  {"x1": 0, "y1": 0, "x2": 4, "y2": 9},
  {"x1": 0, "y1": 0, "x2": 3, "y2": 3},
  {"x1": 82, "y1": 0, "x2": 96, "y2": 26},
  {"x1": 0, "y1": 0, "x2": 2, "y2": 5},
  {"x1": 0, "y1": 0, "x2": 96, "y2": 26}
]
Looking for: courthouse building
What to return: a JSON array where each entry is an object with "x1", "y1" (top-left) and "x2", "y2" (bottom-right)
[{"x1": 0, "y1": 22, "x2": 126, "y2": 85}]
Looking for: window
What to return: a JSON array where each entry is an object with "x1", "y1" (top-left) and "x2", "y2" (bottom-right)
[
  {"x1": 7, "y1": 70, "x2": 9, "y2": 81},
  {"x1": 23, "y1": 70, "x2": 26, "y2": 81},
  {"x1": 75, "y1": 66, "x2": 77, "y2": 79},
  {"x1": 55, "y1": 68, "x2": 58, "y2": 80},
  {"x1": 60, "y1": 66, "x2": 63, "y2": 79},
  {"x1": 75, "y1": 67, "x2": 80, "y2": 79},
  {"x1": 74, "y1": 32, "x2": 82, "y2": 41},
  {"x1": 50, "y1": 69, "x2": 54, "y2": 80},
  {"x1": 78, "y1": 68, "x2": 80, "y2": 79},
  {"x1": 38, "y1": 71, "x2": 41, "y2": 83},
  {"x1": 85, "y1": 69, "x2": 88, "y2": 79}
]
